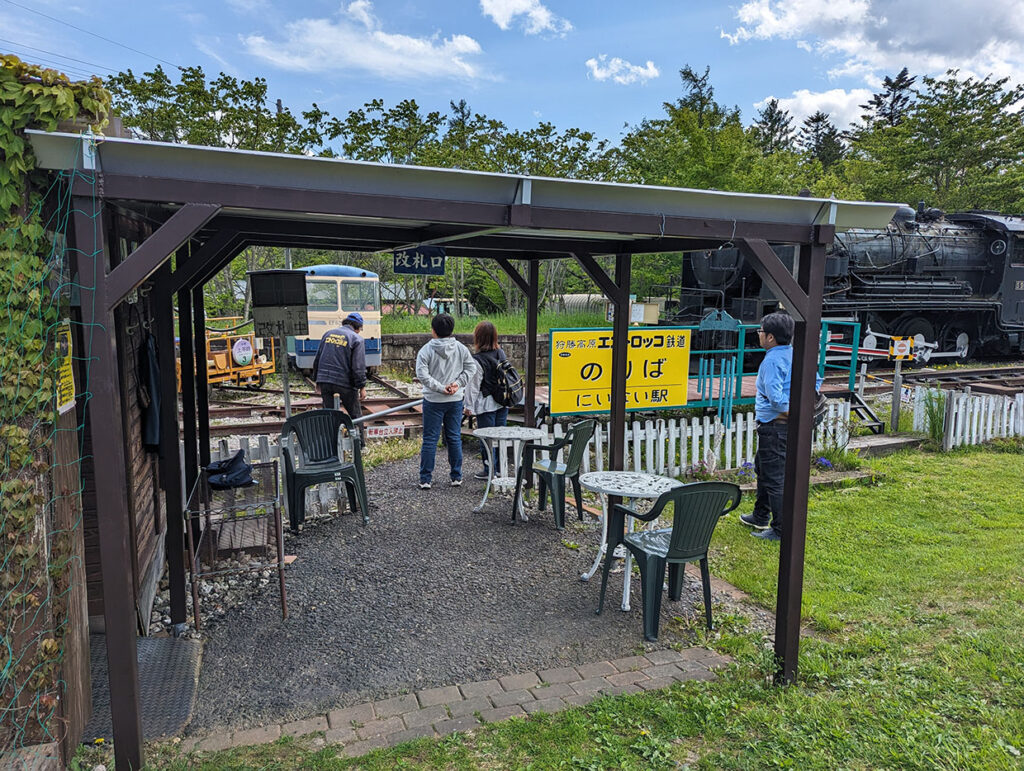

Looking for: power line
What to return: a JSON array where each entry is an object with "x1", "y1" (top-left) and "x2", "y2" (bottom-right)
[
  {"x1": 0, "y1": 37, "x2": 118, "y2": 73},
  {"x1": 1, "y1": 49, "x2": 95, "y2": 79},
  {"x1": 1, "y1": 0, "x2": 182, "y2": 70}
]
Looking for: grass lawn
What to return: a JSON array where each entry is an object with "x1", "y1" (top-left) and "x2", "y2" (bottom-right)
[
  {"x1": 97, "y1": 447, "x2": 1024, "y2": 770},
  {"x1": 381, "y1": 311, "x2": 610, "y2": 336}
]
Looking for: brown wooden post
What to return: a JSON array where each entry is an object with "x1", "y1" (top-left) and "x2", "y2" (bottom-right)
[
  {"x1": 178, "y1": 287, "x2": 199, "y2": 492},
  {"x1": 73, "y1": 197, "x2": 144, "y2": 770},
  {"x1": 609, "y1": 253, "x2": 631, "y2": 471},
  {"x1": 525, "y1": 259, "x2": 539, "y2": 426},
  {"x1": 193, "y1": 285, "x2": 211, "y2": 467},
  {"x1": 774, "y1": 237, "x2": 826, "y2": 684},
  {"x1": 153, "y1": 263, "x2": 187, "y2": 629}
]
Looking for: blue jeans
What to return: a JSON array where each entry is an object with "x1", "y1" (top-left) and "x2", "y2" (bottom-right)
[
  {"x1": 420, "y1": 399, "x2": 463, "y2": 484},
  {"x1": 475, "y1": 407, "x2": 508, "y2": 471},
  {"x1": 752, "y1": 421, "x2": 787, "y2": 535}
]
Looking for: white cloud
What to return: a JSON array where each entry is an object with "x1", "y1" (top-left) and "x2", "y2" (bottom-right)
[
  {"x1": 757, "y1": 87, "x2": 874, "y2": 129},
  {"x1": 585, "y1": 54, "x2": 659, "y2": 85},
  {"x1": 242, "y1": 1, "x2": 485, "y2": 81},
  {"x1": 479, "y1": 0, "x2": 572, "y2": 35},
  {"x1": 225, "y1": 0, "x2": 269, "y2": 12},
  {"x1": 724, "y1": 0, "x2": 1024, "y2": 87}
]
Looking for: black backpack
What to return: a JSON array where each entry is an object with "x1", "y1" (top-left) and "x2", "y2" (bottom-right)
[{"x1": 494, "y1": 357, "x2": 524, "y2": 408}]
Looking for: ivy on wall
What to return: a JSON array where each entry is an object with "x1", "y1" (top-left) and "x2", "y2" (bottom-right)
[{"x1": 1, "y1": 54, "x2": 109, "y2": 749}]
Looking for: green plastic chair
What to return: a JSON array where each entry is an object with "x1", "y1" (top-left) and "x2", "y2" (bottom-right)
[
  {"x1": 512, "y1": 420, "x2": 596, "y2": 529},
  {"x1": 597, "y1": 481, "x2": 741, "y2": 641},
  {"x1": 280, "y1": 409, "x2": 369, "y2": 532}
]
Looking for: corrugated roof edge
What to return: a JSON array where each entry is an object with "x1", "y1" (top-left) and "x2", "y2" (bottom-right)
[{"x1": 26, "y1": 130, "x2": 904, "y2": 232}]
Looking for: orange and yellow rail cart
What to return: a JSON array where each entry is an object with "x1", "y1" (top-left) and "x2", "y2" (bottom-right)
[{"x1": 176, "y1": 317, "x2": 277, "y2": 391}]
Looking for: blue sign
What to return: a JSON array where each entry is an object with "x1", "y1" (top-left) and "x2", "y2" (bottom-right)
[{"x1": 394, "y1": 246, "x2": 446, "y2": 276}]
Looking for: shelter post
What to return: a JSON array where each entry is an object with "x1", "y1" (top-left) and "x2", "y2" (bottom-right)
[
  {"x1": 525, "y1": 259, "x2": 539, "y2": 425},
  {"x1": 153, "y1": 264, "x2": 187, "y2": 629},
  {"x1": 192, "y1": 285, "x2": 211, "y2": 466},
  {"x1": 609, "y1": 253, "x2": 631, "y2": 471},
  {"x1": 72, "y1": 196, "x2": 144, "y2": 770},
  {"x1": 774, "y1": 236, "x2": 827, "y2": 684},
  {"x1": 178, "y1": 287, "x2": 199, "y2": 492}
]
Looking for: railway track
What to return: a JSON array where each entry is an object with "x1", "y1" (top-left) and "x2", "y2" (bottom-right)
[
  {"x1": 823, "y1": 364, "x2": 1024, "y2": 398},
  {"x1": 202, "y1": 373, "x2": 422, "y2": 438}
]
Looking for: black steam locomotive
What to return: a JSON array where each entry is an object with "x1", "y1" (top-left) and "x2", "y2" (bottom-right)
[{"x1": 669, "y1": 206, "x2": 1024, "y2": 356}]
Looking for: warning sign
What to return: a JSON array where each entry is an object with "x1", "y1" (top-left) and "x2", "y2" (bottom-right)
[
  {"x1": 56, "y1": 320, "x2": 75, "y2": 415},
  {"x1": 889, "y1": 336, "x2": 915, "y2": 361},
  {"x1": 549, "y1": 327, "x2": 691, "y2": 416}
]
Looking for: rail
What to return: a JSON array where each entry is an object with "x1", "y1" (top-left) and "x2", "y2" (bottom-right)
[{"x1": 352, "y1": 398, "x2": 423, "y2": 424}]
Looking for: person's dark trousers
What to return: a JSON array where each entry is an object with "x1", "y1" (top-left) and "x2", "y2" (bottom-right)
[
  {"x1": 420, "y1": 399, "x2": 464, "y2": 484},
  {"x1": 752, "y1": 420, "x2": 787, "y2": 536},
  {"x1": 320, "y1": 384, "x2": 361, "y2": 419},
  {"x1": 475, "y1": 406, "x2": 508, "y2": 472}
]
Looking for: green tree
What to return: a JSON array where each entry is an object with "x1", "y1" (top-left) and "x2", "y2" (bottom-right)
[
  {"x1": 106, "y1": 65, "x2": 324, "y2": 153},
  {"x1": 860, "y1": 67, "x2": 916, "y2": 128},
  {"x1": 798, "y1": 111, "x2": 844, "y2": 170},
  {"x1": 611, "y1": 65, "x2": 755, "y2": 190},
  {"x1": 847, "y1": 70, "x2": 1024, "y2": 210},
  {"x1": 752, "y1": 98, "x2": 795, "y2": 155}
]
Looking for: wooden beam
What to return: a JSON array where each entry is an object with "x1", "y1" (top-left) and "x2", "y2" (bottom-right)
[
  {"x1": 573, "y1": 253, "x2": 623, "y2": 303},
  {"x1": 774, "y1": 241, "x2": 826, "y2": 684},
  {"x1": 525, "y1": 260, "x2": 539, "y2": 427},
  {"x1": 105, "y1": 203, "x2": 220, "y2": 311},
  {"x1": 609, "y1": 254, "x2": 631, "y2": 472},
  {"x1": 72, "y1": 196, "x2": 144, "y2": 771},
  {"x1": 494, "y1": 257, "x2": 530, "y2": 295},
  {"x1": 738, "y1": 238, "x2": 809, "y2": 322},
  {"x1": 169, "y1": 228, "x2": 241, "y2": 293}
]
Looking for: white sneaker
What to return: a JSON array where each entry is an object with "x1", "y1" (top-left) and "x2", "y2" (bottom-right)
[
  {"x1": 419, "y1": 481, "x2": 431, "y2": 490},
  {"x1": 450, "y1": 479, "x2": 462, "y2": 487}
]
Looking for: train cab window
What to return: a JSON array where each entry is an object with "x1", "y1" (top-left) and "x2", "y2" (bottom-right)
[
  {"x1": 341, "y1": 280, "x2": 378, "y2": 312},
  {"x1": 1011, "y1": 237, "x2": 1024, "y2": 267},
  {"x1": 307, "y1": 280, "x2": 339, "y2": 311}
]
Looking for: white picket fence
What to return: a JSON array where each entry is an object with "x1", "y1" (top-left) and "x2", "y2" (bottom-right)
[
  {"x1": 933, "y1": 387, "x2": 1024, "y2": 450},
  {"x1": 200, "y1": 400, "x2": 852, "y2": 512}
]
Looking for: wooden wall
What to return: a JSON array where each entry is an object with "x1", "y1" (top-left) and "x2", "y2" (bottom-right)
[
  {"x1": 79, "y1": 210, "x2": 165, "y2": 629},
  {"x1": 52, "y1": 408, "x2": 89, "y2": 762}
]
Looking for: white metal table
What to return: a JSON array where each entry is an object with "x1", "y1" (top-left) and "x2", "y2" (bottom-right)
[
  {"x1": 472, "y1": 426, "x2": 545, "y2": 521},
  {"x1": 578, "y1": 471, "x2": 684, "y2": 612}
]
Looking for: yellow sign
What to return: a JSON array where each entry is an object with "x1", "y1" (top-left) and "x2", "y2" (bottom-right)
[
  {"x1": 889, "y1": 336, "x2": 915, "y2": 361},
  {"x1": 549, "y1": 327, "x2": 691, "y2": 416},
  {"x1": 56, "y1": 320, "x2": 76, "y2": 415}
]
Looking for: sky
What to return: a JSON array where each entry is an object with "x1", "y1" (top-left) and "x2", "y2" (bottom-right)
[{"x1": 4, "y1": 0, "x2": 1024, "y2": 146}]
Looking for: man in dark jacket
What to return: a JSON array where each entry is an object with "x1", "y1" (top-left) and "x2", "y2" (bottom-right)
[{"x1": 312, "y1": 312, "x2": 366, "y2": 417}]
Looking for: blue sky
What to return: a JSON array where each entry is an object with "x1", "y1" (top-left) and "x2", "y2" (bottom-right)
[{"x1": 4, "y1": 0, "x2": 1024, "y2": 145}]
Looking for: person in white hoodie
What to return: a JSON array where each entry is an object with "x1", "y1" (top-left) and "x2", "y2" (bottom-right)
[{"x1": 415, "y1": 313, "x2": 478, "y2": 489}]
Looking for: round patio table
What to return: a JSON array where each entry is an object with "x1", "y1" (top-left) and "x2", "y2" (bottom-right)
[
  {"x1": 579, "y1": 471, "x2": 684, "y2": 612},
  {"x1": 472, "y1": 426, "x2": 545, "y2": 521}
]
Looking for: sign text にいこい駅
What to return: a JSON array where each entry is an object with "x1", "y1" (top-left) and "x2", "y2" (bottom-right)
[{"x1": 548, "y1": 327, "x2": 691, "y2": 416}]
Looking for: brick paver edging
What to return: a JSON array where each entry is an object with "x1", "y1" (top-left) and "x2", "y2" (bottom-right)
[{"x1": 186, "y1": 647, "x2": 731, "y2": 758}]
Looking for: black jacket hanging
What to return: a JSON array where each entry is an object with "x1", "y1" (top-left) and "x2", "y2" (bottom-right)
[{"x1": 138, "y1": 324, "x2": 161, "y2": 450}]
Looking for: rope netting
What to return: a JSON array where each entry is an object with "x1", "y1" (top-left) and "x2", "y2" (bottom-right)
[{"x1": 1, "y1": 154, "x2": 99, "y2": 754}]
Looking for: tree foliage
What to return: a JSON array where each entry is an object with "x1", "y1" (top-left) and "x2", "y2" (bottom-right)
[{"x1": 97, "y1": 60, "x2": 1024, "y2": 314}]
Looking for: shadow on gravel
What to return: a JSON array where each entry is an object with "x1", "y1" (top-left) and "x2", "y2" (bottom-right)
[{"x1": 188, "y1": 456, "x2": 719, "y2": 733}]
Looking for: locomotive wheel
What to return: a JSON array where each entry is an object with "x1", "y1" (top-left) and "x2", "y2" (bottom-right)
[
  {"x1": 939, "y1": 318, "x2": 974, "y2": 358},
  {"x1": 896, "y1": 316, "x2": 936, "y2": 348}
]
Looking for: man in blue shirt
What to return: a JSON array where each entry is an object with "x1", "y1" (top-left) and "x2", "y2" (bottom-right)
[{"x1": 741, "y1": 312, "x2": 819, "y2": 542}]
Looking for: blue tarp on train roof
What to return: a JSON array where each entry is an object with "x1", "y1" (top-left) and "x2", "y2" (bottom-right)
[{"x1": 302, "y1": 265, "x2": 379, "y2": 278}]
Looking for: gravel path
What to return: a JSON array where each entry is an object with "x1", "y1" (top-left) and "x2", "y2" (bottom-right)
[{"x1": 188, "y1": 456, "x2": 741, "y2": 734}]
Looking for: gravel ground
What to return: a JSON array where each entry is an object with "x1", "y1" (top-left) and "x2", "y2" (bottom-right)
[{"x1": 188, "y1": 455, "x2": 756, "y2": 734}]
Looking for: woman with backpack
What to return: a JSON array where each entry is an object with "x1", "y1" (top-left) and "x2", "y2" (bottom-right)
[{"x1": 464, "y1": 320, "x2": 511, "y2": 480}]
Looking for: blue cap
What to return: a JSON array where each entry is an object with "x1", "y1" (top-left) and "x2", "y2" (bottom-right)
[{"x1": 345, "y1": 312, "x2": 364, "y2": 327}]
